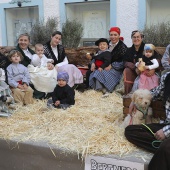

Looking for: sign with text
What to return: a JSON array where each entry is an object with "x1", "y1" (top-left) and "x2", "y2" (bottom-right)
[{"x1": 85, "y1": 155, "x2": 147, "y2": 170}]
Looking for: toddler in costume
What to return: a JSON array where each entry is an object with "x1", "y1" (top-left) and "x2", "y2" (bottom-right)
[
  {"x1": 90, "y1": 38, "x2": 111, "y2": 72},
  {"x1": 47, "y1": 72, "x2": 75, "y2": 110},
  {"x1": 31, "y1": 43, "x2": 54, "y2": 67},
  {"x1": 136, "y1": 44, "x2": 159, "y2": 90},
  {"x1": 86, "y1": 38, "x2": 111, "y2": 92},
  {"x1": 7, "y1": 50, "x2": 34, "y2": 105}
]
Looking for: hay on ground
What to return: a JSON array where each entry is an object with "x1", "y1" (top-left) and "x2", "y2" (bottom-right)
[{"x1": 0, "y1": 90, "x2": 147, "y2": 158}]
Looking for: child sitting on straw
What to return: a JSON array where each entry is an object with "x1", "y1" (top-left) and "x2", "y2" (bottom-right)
[
  {"x1": 47, "y1": 72, "x2": 75, "y2": 110},
  {"x1": 7, "y1": 50, "x2": 34, "y2": 105}
]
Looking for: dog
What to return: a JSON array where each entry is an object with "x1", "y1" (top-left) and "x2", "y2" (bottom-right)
[{"x1": 123, "y1": 89, "x2": 153, "y2": 128}]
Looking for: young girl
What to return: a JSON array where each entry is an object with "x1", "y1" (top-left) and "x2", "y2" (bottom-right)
[
  {"x1": 7, "y1": 50, "x2": 34, "y2": 105},
  {"x1": 47, "y1": 72, "x2": 75, "y2": 110},
  {"x1": 135, "y1": 44, "x2": 159, "y2": 90},
  {"x1": 31, "y1": 43, "x2": 54, "y2": 67}
]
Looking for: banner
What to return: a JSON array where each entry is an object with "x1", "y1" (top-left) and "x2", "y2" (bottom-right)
[{"x1": 85, "y1": 155, "x2": 147, "y2": 170}]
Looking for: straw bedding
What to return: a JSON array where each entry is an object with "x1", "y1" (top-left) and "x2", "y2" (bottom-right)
[{"x1": 0, "y1": 90, "x2": 148, "y2": 158}]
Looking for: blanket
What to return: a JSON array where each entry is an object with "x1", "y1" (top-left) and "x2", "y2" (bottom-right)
[{"x1": 28, "y1": 65, "x2": 57, "y2": 93}]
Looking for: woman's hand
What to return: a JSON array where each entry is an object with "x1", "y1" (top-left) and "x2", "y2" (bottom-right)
[
  {"x1": 144, "y1": 66, "x2": 149, "y2": 70},
  {"x1": 98, "y1": 67, "x2": 103, "y2": 72},
  {"x1": 129, "y1": 101, "x2": 136, "y2": 115},
  {"x1": 86, "y1": 53, "x2": 92, "y2": 60},
  {"x1": 17, "y1": 84, "x2": 24, "y2": 90},
  {"x1": 154, "y1": 129, "x2": 166, "y2": 141},
  {"x1": 54, "y1": 100, "x2": 60, "y2": 106},
  {"x1": 135, "y1": 68, "x2": 141, "y2": 75},
  {"x1": 91, "y1": 63, "x2": 95, "y2": 72},
  {"x1": 47, "y1": 63, "x2": 54, "y2": 70},
  {"x1": 104, "y1": 64, "x2": 112, "y2": 71},
  {"x1": 23, "y1": 83, "x2": 28, "y2": 90},
  {"x1": 144, "y1": 69, "x2": 155, "y2": 77}
]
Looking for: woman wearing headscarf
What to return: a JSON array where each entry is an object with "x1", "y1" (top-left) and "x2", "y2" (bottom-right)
[
  {"x1": 89, "y1": 27, "x2": 127, "y2": 97},
  {"x1": 43, "y1": 31, "x2": 83, "y2": 88}
]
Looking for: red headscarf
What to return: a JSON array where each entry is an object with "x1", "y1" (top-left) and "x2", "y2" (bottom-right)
[
  {"x1": 109, "y1": 27, "x2": 121, "y2": 35},
  {"x1": 119, "y1": 36, "x2": 124, "y2": 41}
]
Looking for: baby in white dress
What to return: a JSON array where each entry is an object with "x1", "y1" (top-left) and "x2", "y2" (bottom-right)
[{"x1": 31, "y1": 44, "x2": 53, "y2": 67}]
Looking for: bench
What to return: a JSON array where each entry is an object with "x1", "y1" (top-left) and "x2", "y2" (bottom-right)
[{"x1": 123, "y1": 47, "x2": 166, "y2": 120}]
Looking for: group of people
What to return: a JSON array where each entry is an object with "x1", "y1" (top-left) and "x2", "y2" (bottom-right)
[
  {"x1": 0, "y1": 31, "x2": 84, "y2": 113},
  {"x1": 0, "y1": 27, "x2": 170, "y2": 169}
]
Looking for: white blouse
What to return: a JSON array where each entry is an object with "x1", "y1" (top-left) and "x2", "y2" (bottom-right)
[
  {"x1": 23, "y1": 49, "x2": 33, "y2": 60},
  {"x1": 51, "y1": 46, "x2": 69, "y2": 67}
]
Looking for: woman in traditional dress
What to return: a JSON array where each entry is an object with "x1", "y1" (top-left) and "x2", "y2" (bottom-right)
[
  {"x1": 43, "y1": 31, "x2": 83, "y2": 88},
  {"x1": 89, "y1": 27, "x2": 127, "y2": 97}
]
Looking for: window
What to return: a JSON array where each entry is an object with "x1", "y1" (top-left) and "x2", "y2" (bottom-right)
[{"x1": 5, "y1": 6, "x2": 39, "y2": 46}]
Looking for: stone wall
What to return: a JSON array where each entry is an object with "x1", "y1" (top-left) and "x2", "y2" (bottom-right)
[{"x1": 0, "y1": 46, "x2": 99, "y2": 66}]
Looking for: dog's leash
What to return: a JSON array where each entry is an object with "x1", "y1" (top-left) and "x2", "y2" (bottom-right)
[
  {"x1": 135, "y1": 104, "x2": 149, "y2": 117},
  {"x1": 141, "y1": 123, "x2": 162, "y2": 149}
]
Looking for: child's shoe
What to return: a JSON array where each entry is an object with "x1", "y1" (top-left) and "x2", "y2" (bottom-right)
[
  {"x1": 6, "y1": 97, "x2": 14, "y2": 103},
  {"x1": 102, "y1": 92, "x2": 109, "y2": 98}
]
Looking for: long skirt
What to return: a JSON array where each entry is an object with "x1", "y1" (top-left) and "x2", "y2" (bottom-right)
[
  {"x1": 139, "y1": 72, "x2": 159, "y2": 90},
  {"x1": 132, "y1": 73, "x2": 160, "y2": 92},
  {"x1": 57, "y1": 64, "x2": 83, "y2": 87},
  {"x1": 89, "y1": 68, "x2": 122, "y2": 92}
]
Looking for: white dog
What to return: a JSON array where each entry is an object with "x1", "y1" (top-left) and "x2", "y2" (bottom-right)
[{"x1": 123, "y1": 89, "x2": 153, "y2": 128}]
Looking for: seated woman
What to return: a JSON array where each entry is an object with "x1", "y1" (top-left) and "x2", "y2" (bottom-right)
[
  {"x1": 89, "y1": 27, "x2": 127, "y2": 97},
  {"x1": 43, "y1": 31, "x2": 83, "y2": 88},
  {"x1": 123, "y1": 30, "x2": 161, "y2": 94},
  {"x1": 161, "y1": 44, "x2": 170, "y2": 74},
  {"x1": 15, "y1": 33, "x2": 55, "y2": 99}
]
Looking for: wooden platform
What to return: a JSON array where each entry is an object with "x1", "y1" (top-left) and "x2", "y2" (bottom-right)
[{"x1": 123, "y1": 94, "x2": 166, "y2": 120}]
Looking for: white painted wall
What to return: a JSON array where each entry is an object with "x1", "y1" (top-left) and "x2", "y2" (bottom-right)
[
  {"x1": 43, "y1": 0, "x2": 60, "y2": 29},
  {"x1": 65, "y1": 2, "x2": 110, "y2": 40},
  {"x1": 149, "y1": 0, "x2": 170, "y2": 24},
  {"x1": 116, "y1": 0, "x2": 138, "y2": 47},
  {"x1": 0, "y1": 0, "x2": 9, "y2": 3},
  {"x1": 0, "y1": 0, "x2": 10, "y2": 45}
]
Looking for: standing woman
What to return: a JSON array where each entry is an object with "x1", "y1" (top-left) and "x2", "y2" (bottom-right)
[
  {"x1": 43, "y1": 31, "x2": 83, "y2": 88},
  {"x1": 89, "y1": 27, "x2": 127, "y2": 96}
]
